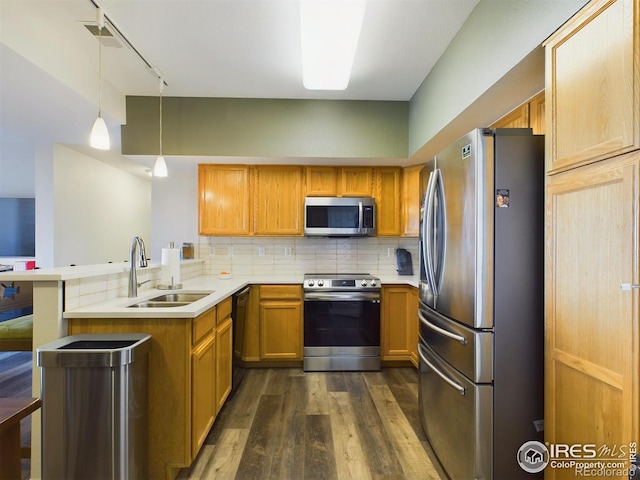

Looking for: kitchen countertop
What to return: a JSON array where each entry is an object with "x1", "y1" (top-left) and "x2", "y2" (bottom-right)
[{"x1": 64, "y1": 273, "x2": 419, "y2": 319}]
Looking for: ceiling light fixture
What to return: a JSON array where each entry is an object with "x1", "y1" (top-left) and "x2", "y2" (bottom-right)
[
  {"x1": 153, "y1": 76, "x2": 168, "y2": 177},
  {"x1": 300, "y1": 0, "x2": 367, "y2": 91},
  {"x1": 90, "y1": 7, "x2": 110, "y2": 150}
]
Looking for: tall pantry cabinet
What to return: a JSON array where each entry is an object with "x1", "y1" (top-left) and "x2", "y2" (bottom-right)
[{"x1": 544, "y1": 0, "x2": 640, "y2": 476}]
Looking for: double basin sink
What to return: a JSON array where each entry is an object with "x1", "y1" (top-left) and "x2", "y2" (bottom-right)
[{"x1": 128, "y1": 292, "x2": 212, "y2": 308}]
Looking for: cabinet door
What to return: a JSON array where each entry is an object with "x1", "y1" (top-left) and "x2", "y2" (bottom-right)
[
  {"x1": 545, "y1": 154, "x2": 639, "y2": 466},
  {"x1": 191, "y1": 333, "x2": 216, "y2": 459},
  {"x1": 528, "y1": 91, "x2": 545, "y2": 135},
  {"x1": 382, "y1": 286, "x2": 412, "y2": 361},
  {"x1": 490, "y1": 104, "x2": 530, "y2": 129},
  {"x1": 305, "y1": 166, "x2": 338, "y2": 196},
  {"x1": 544, "y1": 0, "x2": 639, "y2": 173},
  {"x1": 339, "y1": 167, "x2": 373, "y2": 197},
  {"x1": 402, "y1": 165, "x2": 422, "y2": 237},
  {"x1": 215, "y1": 317, "x2": 232, "y2": 413},
  {"x1": 199, "y1": 165, "x2": 251, "y2": 235},
  {"x1": 254, "y1": 166, "x2": 303, "y2": 235},
  {"x1": 259, "y1": 300, "x2": 302, "y2": 360},
  {"x1": 374, "y1": 167, "x2": 401, "y2": 236},
  {"x1": 409, "y1": 287, "x2": 419, "y2": 368}
]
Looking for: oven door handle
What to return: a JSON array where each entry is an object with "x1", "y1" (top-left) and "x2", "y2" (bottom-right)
[
  {"x1": 418, "y1": 343, "x2": 465, "y2": 396},
  {"x1": 304, "y1": 292, "x2": 380, "y2": 302},
  {"x1": 418, "y1": 308, "x2": 466, "y2": 345}
]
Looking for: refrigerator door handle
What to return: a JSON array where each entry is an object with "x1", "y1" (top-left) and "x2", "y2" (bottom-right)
[
  {"x1": 434, "y1": 168, "x2": 447, "y2": 293},
  {"x1": 423, "y1": 170, "x2": 438, "y2": 293},
  {"x1": 418, "y1": 343, "x2": 465, "y2": 396},
  {"x1": 418, "y1": 309, "x2": 466, "y2": 345}
]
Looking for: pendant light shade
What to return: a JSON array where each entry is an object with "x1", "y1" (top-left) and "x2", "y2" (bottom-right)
[
  {"x1": 153, "y1": 156, "x2": 168, "y2": 177},
  {"x1": 90, "y1": 8, "x2": 110, "y2": 150},
  {"x1": 90, "y1": 115, "x2": 110, "y2": 150}
]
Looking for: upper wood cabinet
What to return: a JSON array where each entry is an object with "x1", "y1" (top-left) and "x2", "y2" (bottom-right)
[
  {"x1": 401, "y1": 164, "x2": 422, "y2": 237},
  {"x1": 490, "y1": 104, "x2": 530, "y2": 129},
  {"x1": 339, "y1": 167, "x2": 374, "y2": 196},
  {"x1": 305, "y1": 166, "x2": 339, "y2": 196},
  {"x1": 528, "y1": 91, "x2": 545, "y2": 135},
  {"x1": 254, "y1": 166, "x2": 303, "y2": 235},
  {"x1": 544, "y1": 0, "x2": 639, "y2": 173},
  {"x1": 490, "y1": 91, "x2": 545, "y2": 135},
  {"x1": 374, "y1": 167, "x2": 401, "y2": 236},
  {"x1": 199, "y1": 165, "x2": 251, "y2": 235}
]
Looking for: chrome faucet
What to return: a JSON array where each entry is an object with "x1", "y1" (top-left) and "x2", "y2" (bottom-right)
[{"x1": 128, "y1": 236, "x2": 148, "y2": 298}]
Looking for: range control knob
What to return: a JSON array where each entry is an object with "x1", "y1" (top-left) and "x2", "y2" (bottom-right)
[
  {"x1": 307, "y1": 280, "x2": 314, "y2": 287},
  {"x1": 318, "y1": 280, "x2": 324, "y2": 287},
  {"x1": 370, "y1": 279, "x2": 377, "y2": 287},
  {"x1": 361, "y1": 279, "x2": 367, "y2": 287}
]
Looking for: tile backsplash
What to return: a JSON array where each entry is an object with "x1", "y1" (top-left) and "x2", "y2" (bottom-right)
[{"x1": 199, "y1": 236, "x2": 419, "y2": 276}]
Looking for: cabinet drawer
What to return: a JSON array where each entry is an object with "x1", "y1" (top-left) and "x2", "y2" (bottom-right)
[
  {"x1": 193, "y1": 308, "x2": 216, "y2": 345},
  {"x1": 259, "y1": 285, "x2": 301, "y2": 300},
  {"x1": 216, "y1": 297, "x2": 232, "y2": 324}
]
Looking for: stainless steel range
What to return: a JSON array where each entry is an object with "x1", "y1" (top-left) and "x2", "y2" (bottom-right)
[{"x1": 303, "y1": 273, "x2": 381, "y2": 371}]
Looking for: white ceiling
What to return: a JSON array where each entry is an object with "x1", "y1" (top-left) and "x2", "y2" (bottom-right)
[
  {"x1": 0, "y1": 0, "x2": 479, "y2": 154},
  {"x1": 94, "y1": 0, "x2": 480, "y2": 101}
]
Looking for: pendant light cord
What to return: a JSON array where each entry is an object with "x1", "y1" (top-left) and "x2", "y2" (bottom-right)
[
  {"x1": 97, "y1": 9, "x2": 104, "y2": 117},
  {"x1": 159, "y1": 78, "x2": 164, "y2": 156}
]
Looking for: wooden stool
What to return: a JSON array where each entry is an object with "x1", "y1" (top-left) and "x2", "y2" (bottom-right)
[{"x1": 0, "y1": 397, "x2": 41, "y2": 480}]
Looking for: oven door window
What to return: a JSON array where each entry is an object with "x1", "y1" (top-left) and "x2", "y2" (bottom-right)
[{"x1": 304, "y1": 300, "x2": 380, "y2": 347}]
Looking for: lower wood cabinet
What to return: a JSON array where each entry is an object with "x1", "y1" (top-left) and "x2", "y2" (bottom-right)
[
  {"x1": 216, "y1": 298, "x2": 233, "y2": 413},
  {"x1": 67, "y1": 298, "x2": 235, "y2": 480},
  {"x1": 382, "y1": 285, "x2": 419, "y2": 367},
  {"x1": 191, "y1": 332, "x2": 216, "y2": 458},
  {"x1": 259, "y1": 285, "x2": 302, "y2": 360}
]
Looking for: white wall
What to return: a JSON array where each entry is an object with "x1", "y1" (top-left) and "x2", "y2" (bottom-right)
[
  {"x1": 0, "y1": 134, "x2": 35, "y2": 196},
  {"x1": 408, "y1": 0, "x2": 589, "y2": 157},
  {"x1": 52, "y1": 145, "x2": 151, "y2": 267},
  {"x1": 150, "y1": 164, "x2": 199, "y2": 262}
]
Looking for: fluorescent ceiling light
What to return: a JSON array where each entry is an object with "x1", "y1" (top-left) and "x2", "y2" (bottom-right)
[{"x1": 300, "y1": 0, "x2": 367, "y2": 91}]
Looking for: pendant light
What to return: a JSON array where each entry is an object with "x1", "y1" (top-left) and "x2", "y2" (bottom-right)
[
  {"x1": 153, "y1": 77, "x2": 168, "y2": 177},
  {"x1": 90, "y1": 7, "x2": 110, "y2": 150}
]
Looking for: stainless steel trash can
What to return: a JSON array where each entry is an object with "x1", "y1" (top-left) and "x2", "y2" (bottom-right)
[{"x1": 37, "y1": 333, "x2": 151, "y2": 480}]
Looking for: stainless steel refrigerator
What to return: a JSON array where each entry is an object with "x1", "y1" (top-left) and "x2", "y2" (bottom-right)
[{"x1": 418, "y1": 128, "x2": 544, "y2": 479}]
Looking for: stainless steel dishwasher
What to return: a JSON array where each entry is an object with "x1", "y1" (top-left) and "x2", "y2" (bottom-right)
[{"x1": 232, "y1": 286, "x2": 250, "y2": 391}]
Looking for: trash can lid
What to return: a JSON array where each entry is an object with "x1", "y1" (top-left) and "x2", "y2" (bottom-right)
[{"x1": 36, "y1": 333, "x2": 151, "y2": 368}]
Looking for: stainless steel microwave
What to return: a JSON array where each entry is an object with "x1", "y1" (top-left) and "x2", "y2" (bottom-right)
[{"x1": 304, "y1": 197, "x2": 376, "y2": 237}]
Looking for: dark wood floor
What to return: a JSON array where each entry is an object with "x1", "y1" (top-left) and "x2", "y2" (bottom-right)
[
  {"x1": 0, "y1": 353, "x2": 446, "y2": 480},
  {"x1": 0, "y1": 351, "x2": 34, "y2": 480},
  {"x1": 178, "y1": 367, "x2": 446, "y2": 480}
]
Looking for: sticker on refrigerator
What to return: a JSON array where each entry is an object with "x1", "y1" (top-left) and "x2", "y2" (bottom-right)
[
  {"x1": 496, "y1": 189, "x2": 509, "y2": 208},
  {"x1": 462, "y1": 144, "x2": 471, "y2": 159}
]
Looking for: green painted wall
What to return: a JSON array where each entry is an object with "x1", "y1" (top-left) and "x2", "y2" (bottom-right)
[{"x1": 121, "y1": 97, "x2": 409, "y2": 158}]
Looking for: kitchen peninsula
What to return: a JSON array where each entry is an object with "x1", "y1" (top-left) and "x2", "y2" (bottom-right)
[{"x1": 0, "y1": 260, "x2": 418, "y2": 479}]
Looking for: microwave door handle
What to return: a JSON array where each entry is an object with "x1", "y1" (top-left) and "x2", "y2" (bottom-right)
[
  {"x1": 418, "y1": 344, "x2": 465, "y2": 395},
  {"x1": 418, "y1": 309, "x2": 466, "y2": 344},
  {"x1": 358, "y1": 201, "x2": 364, "y2": 234}
]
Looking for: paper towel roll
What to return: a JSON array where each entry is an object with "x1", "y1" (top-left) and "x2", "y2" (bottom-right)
[{"x1": 161, "y1": 248, "x2": 181, "y2": 286}]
